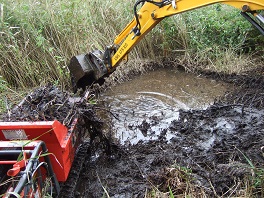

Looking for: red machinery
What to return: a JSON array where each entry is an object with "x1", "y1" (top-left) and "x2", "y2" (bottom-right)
[{"x1": 0, "y1": 119, "x2": 82, "y2": 197}]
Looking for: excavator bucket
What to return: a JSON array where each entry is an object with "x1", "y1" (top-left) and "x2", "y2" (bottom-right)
[{"x1": 68, "y1": 50, "x2": 108, "y2": 92}]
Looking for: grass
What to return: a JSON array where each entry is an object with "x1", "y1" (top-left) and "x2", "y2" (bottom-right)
[
  {"x1": 0, "y1": 0, "x2": 136, "y2": 90},
  {"x1": 237, "y1": 148, "x2": 264, "y2": 196},
  {"x1": 145, "y1": 164, "x2": 206, "y2": 198},
  {"x1": 0, "y1": 85, "x2": 29, "y2": 114},
  {"x1": 0, "y1": 0, "x2": 263, "y2": 91},
  {"x1": 145, "y1": 161, "x2": 264, "y2": 198}
]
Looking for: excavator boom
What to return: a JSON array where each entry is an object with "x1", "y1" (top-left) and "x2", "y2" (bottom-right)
[{"x1": 68, "y1": 0, "x2": 264, "y2": 92}]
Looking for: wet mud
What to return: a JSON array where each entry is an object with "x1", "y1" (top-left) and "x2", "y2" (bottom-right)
[
  {"x1": 75, "y1": 105, "x2": 264, "y2": 197},
  {"x1": 75, "y1": 68, "x2": 264, "y2": 197},
  {"x1": 1, "y1": 66, "x2": 264, "y2": 197}
]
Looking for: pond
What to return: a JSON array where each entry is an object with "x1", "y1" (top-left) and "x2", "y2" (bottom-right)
[{"x1": 100, "y1": 68, "x2": 228, "y2": 144}]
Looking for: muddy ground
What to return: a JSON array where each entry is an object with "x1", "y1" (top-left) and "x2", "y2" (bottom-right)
[{"x1": 1, "y1": 66, "x2": 264, "y2": 197}]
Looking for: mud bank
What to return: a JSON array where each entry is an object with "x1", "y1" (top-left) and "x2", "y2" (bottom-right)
[
  {"x1": 75, "y1": 102, "x2": 264, "y2": 197},
  {"x1": 1, "y1": 66, "x2": 264, "y2": 197},
  {"x1": 70, "y1": 67, "x2": 264, "y2": 197}
]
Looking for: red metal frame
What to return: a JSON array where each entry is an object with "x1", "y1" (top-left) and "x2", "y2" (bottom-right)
[
  {"x1": 0, "y1": 140, "x2": 60, "y2": 197},
  {"x1": 0, "y1": 120, "x2": 78, "y2": 182}
]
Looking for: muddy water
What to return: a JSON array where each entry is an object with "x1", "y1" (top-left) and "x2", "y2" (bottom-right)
[{"x1": 101, "y1": 68, "x2": 228, "y2": 144}]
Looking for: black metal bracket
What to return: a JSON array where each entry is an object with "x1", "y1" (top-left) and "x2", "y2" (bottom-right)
[
  {"x1": 4, "y1": 141, "x2": 60, "y2": 197},
  {"x1": 241, "y1": 12, "x2": 264, "y2": 35},
  {"x1": 103, "y1": 46, "x2": 117, "y2": 69}
]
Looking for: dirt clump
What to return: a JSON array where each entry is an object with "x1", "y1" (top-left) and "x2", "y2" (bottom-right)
[
  {"x1": 2, "y1": 84, "x2": 78, "y2": 124},
  {"x1": 1, "y1": 84, "x2": 103, "y2": 129}
]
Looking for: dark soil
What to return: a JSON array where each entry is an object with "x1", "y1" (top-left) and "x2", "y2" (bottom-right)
[
  {"x1": 74, "y1": 68, "x2": 264, "y2": 197},
  {"x1": 2, "y1": 84, "x2": 74, "y2": 124},
  {"x1": 75, "y1": 104, "x2": 264, "y2": 197},
  {"x1": 1, "y1": 67, "x2": 264, "y2": 197}
]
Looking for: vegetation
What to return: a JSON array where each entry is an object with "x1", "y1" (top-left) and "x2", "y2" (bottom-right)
[
  {"x1": 0, "y1": 0, "x2": 263, "y2": 91},
  {"x1": 146, "y1": 162, "x2": 264, "y2": 197}
]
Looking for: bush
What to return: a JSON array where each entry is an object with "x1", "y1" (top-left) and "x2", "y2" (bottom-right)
[{"x1": 184, "y1": 5, "x2": 263, "y2": 53}]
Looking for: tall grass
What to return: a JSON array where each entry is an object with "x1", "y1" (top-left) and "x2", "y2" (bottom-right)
[
  {"x1": 0, "y1": 0, "x2": 134, "y2": 89},
  {"x1": 0, "y1": 0, "x2": 263, "y2": 90},
  {"x1": 180, "y1": 5, "x2": 264, "y2": 73}
]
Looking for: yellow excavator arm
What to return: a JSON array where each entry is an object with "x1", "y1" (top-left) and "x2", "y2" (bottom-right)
[{"x1": 68, "y1": 0, "x2": 264, "y2": 92}]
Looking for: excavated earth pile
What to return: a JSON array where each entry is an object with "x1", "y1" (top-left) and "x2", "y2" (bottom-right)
[
  {"x1": 1, "y1": 69, "x2": 264, "y2": 197},
  {"x1": 2, "y1": 84, "x2": 94, "y2": 125}
]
